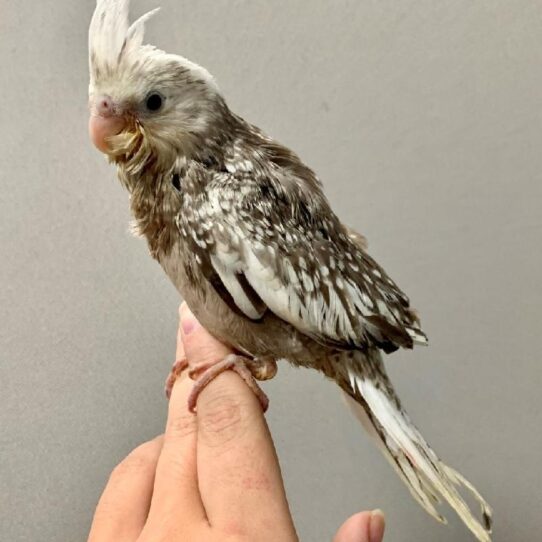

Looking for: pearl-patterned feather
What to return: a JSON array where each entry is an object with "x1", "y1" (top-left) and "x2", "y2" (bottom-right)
[{"x1": 175, "y1": 137, "x2": 427, "y2": 353}]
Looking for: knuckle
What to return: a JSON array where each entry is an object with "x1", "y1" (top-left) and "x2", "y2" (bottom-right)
[
  {"x1": 110, "y1": 444, "x2": 157, "y2": 480},
  {"x1": 166, "y1": 409, "x2": 197, "y2": 440},
  {"x1": 199, "y1": 391, "x2": 251, "y2": 448},
  {"x1": 185, "y1": 339, "x2": 223, "y2": 367}
]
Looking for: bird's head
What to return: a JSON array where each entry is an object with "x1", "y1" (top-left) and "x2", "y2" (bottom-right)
[{"x1": 88, "y1": 0, "x2": 223, "y2": 171}]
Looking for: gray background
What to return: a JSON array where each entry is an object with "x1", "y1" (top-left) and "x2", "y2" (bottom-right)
[{"x1": 1, "y1": 0, "x2": 541, "y2": 540}]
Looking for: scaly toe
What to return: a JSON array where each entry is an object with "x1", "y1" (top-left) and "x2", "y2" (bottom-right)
[
  {"x1": 186, "y1": 354, "x2": 270, "y2": 413},
  {"x1": 165, "y1": 358, "x2": 188, "y2": 399}
]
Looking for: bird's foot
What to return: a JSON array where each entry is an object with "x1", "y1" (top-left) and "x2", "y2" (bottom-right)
[
  {"x1": 164, "y1": 358, "x2": 188, "y2": 399},
  {"x1": 187, "y1": 354, "x2": 277, "y2": 413}
]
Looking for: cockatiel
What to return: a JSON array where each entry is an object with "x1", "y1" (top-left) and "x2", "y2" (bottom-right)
[{"x1": 88, "y1": 1, "x2": 493, "y2": 540}]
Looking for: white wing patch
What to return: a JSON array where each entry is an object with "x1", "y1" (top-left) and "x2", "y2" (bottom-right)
[
  {"x1": 210, "y1": 254, "x2": 264, "y2": 320},
  {"x1": 209, "y1": 227, "x2": 382, "y2": 347}
]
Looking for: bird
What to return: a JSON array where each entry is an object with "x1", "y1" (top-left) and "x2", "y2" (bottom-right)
[{"x1": 87, "y1": 1, "x2": 493, "y2": 540}]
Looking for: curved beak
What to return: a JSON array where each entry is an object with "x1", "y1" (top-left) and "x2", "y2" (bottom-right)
[{"x1": 88, "y1": 95, "x2": 127, "y2": 153}]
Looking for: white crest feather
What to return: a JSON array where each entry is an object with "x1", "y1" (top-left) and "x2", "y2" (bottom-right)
[
  {"x1": 88, "y1": 0, "x2": 217, "y2": 94},
  {"x1": 89, "y1": 0, "x2": 160, "y2": 82},
  {"x1": 126, "y1": 7, "x2": 161, "y2": 50}
]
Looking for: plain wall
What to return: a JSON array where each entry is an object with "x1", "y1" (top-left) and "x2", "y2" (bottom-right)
[{"x1": 1, "y1": 1, "x2": 541, "y2": 540}]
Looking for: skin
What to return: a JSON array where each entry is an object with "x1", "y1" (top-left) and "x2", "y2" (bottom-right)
[{"x1": 87, "y1": 303, "x2": 386, "y2": 542}]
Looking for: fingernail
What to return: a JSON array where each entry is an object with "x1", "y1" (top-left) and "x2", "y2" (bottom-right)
[
  {"x1": 369, "y1": 509, "x2": 385, "y2": 542},
  {"x1": 182, "y1": 316, "x2": 197, "y2": 335},
  {"x1": 180, "y1": 305, "x2": 199, "y2": 335}
]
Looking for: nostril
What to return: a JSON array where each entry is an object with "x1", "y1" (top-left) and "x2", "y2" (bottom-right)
[{"x1": 95, "y1": 95, "x2": 114, "y2": 117}]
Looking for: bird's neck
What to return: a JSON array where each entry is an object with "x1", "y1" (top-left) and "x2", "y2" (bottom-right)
[
  {"x1": 116, "y1": 117, "x2": 240, "y2": 259},
  {"x1": 122, "y1": 167, "x2": 181, "y2": 259}
]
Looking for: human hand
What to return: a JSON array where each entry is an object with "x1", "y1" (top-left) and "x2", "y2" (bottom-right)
[{"x1": 87, "y1": 303, "x2": 386, "y2": 542}]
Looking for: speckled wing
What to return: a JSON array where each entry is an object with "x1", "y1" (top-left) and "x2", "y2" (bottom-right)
[{"x1": 176, "y1": 169, "x2": 428, "y2": 353}]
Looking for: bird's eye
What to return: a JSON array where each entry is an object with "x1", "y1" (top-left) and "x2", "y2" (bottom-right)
[{"x1": 145, "y1": 92, "x2": 164, "y2": 112}]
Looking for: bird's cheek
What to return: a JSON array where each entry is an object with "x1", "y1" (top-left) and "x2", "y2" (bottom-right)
[{"x1": 89, "y1": 115, "x2": 127, "y2": 153}]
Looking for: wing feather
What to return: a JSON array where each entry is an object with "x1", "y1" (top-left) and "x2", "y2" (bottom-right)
[{"x1": 176, "y1": 168, "x2": 427, "y2": 353}]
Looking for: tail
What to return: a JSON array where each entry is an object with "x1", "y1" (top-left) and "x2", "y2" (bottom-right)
[{"x1": 338, "y1": 351, "x2": 493, "y2": 542}]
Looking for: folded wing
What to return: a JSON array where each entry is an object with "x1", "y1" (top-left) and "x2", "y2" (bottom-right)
[{"x1": 177, "y1": 171, "x2": 427, "y2": 353}]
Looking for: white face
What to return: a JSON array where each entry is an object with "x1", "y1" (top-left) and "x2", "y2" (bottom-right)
[{"x1": 88, "y1": 51, "x2": 218, "y2": 159}]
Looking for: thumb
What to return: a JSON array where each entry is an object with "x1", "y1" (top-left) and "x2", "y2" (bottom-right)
[
  {"x1": 333, "y1": 510, "x2": 385, "y2": 542},
  {"x1": 179, "y1": 302, "x2": 233, "y2": 370}
]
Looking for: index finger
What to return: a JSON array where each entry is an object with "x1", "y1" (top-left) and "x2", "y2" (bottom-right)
[
  {"x1": 146, "y1": 307, "x2": 206, "y2": 531},
  {"x1": 180, "y1": 309, "x2": 297, "y2": 537}
]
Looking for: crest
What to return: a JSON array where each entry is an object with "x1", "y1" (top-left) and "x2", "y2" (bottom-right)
[{"x1": 89, "y1": 0, "x2": 160, "y2": 84}]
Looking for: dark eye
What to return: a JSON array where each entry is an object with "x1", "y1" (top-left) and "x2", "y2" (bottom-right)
[{"x1": 145, "y1": 92, "x2": 163, "y2": 112}]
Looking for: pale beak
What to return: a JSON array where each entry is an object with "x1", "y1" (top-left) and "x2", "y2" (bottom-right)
[{"x1": 89, "y1": 95, "x2": 127, "y2": 153}]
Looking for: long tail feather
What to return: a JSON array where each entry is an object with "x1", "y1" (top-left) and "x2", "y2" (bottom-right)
[{"x1": 339, "y1": 351, "x2": 493, "y2": 542}]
